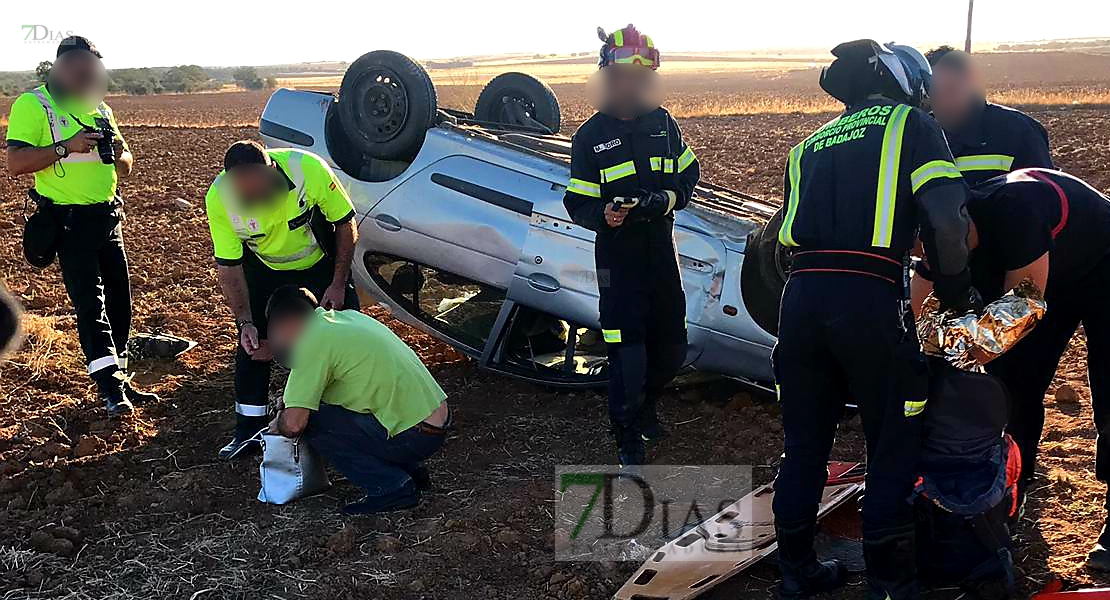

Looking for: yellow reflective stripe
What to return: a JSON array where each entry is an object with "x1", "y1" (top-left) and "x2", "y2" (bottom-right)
[
  {"x1": 779, "y1": 142, "x2": 804, "y2": 247},
  {"x1": 613, "y1": 30, "x2": 624, "y2": 47},
  {"x1": 567, "y1": 178, "x2": 601, "y2": 198},
  {"x1": 614, "y1": 55, "x2": 654, "y2": 66},
  {"x1": 600, "y1": 160, "x2": 637, "y2": 183},
  {"x1": 602, "y1": 329, "x2": 622, "y2": 343},
  {"x1": 649, "y1": 157, "x2": 676, "y2": 173},
  {"x1": 677, "y1": 146, "x2": 697, "y2": 172},
  {"x1": 904, "y1": 400, "x2": 927, "y2": 417},
  {"x1": 955, "y1": 154, "x2": 1016, "y2": 172},
  {"x1": 872, "y1": 105, "x2": 911, "y2": 248},
  {"x1": 910, "y1": 160, "x2": 962, "y2": 193}
]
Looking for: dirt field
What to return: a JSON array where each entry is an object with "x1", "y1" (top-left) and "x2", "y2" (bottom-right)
[{"x1": 2, "y1": 53, "x2": 1110, "y2": 599}]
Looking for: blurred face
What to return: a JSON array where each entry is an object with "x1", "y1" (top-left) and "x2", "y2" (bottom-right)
[
  {"x1": 929, "y1": 59, "x2": 983, "y2": 130},
  {"x1": 48, "y1": 50, "x2": 108, "y2": 108},
  {"x1": 586, "y1": 63, "x2": 664, "y2": 119},
  {"x1": 228, "y1": 164, "x2": 285, "y2": 207},
  {"x1": 267, "y1": 315, "x2": 306, "y2": 368}
]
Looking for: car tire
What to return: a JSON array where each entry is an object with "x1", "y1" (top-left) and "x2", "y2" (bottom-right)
[
  {"x1": 338, "y1": 50, "x2": 437, "y2": 161},
  {"x1": 742, "y1": 207, "x2": 791, "y2": 336},
  {"x1": 474, "y1": 72, "x2": 561, "y2": 134}
]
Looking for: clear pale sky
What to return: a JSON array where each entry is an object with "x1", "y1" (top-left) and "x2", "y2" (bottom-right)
[{"x1": 3, "y1": 0, "x2": 1108, "y2": 71}]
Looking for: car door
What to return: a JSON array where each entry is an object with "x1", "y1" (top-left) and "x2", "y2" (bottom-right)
[
  {"x1": 508, "y1": 203, "x2": 730, "y2": 367},
  {"x1": 362, "y1": 154, "x2": 541, "y2": 291}
]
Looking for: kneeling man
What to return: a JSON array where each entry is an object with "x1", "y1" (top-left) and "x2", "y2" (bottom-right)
[{"x1": 266, "y1": 286, "x2": 450, "y2": 515}]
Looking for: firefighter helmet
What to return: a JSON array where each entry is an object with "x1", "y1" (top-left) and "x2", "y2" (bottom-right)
[
  {"x1": 886, "y1": 43, "x2": 933, "y2": 107},
  {"x1": 820, "y1": 39, "x2": 933, "y2": 108},
  {"x1": 597, "y1": 24, "x2": 660, "y2": 70}
]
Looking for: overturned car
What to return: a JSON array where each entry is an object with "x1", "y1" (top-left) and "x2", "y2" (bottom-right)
[{"x1": 259, "y1": 50, "x2": 789, "y2": 389}]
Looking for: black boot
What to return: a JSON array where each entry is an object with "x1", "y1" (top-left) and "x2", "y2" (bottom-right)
[
  {"x1": 639, "y1": 395, "x2": 669, "y2": 442},
  {"x1": 218, "y1": 417, "x2": 268, "y2": 460},
  {"x1": 863, "y1": 528, "x2": 918, "y2": 600},
  {"x1": 776, "y1": 519, "x2": 847, "y2": 599},
  {"x1": 1087, "y1": 489, "x2": 1110, "y2": 571},
  {"x1": 403, "y1": 463, "x2": 432, "y2": 492},
  {"x1": 96, "y1": 372, "x2": 133, "y2": 417},
  {"x1": 612, "y1": 424, "x2": 646, "y2": 469}
]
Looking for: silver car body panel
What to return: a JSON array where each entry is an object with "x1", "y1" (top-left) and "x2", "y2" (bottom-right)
[{"x1": 260, "y1": 88, "x2": 777, "y2": 384}]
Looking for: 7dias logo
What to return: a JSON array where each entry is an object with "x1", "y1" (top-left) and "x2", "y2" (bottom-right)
[
  {"x1": 554, "y1": 465, "x2": 751, "y2": 562},
  {"x1": 22, "y1": 25, "x2": 75, "y2": 43}
]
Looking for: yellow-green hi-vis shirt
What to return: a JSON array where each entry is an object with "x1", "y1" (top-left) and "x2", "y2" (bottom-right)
[
  {"x1": 4, "y1": 85, "x2": 128, "y2": 205},
  {"x1": 204, "y1": 148, "x2": 356, "y2": 271}
]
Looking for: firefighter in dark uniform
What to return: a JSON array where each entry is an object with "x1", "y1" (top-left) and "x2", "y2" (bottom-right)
[
  {"x1": 910, "y1": 168, "x2": 1110, "y2": 572},
  {"x1": 562, "y1": 25, "x2": 699, "y2": 467},
  {"x1": 926, "y1": 46, "x2": 1053, "y2": 186},
  {"x1": 5, "y1": 36, "x2": 158, "y2": 416},
  {"x1": 772, "y1": 40, "x2": 977, "y2": 600},
  {"x1": 205, "y1": 141, "x2": 360, "y2": 459}
]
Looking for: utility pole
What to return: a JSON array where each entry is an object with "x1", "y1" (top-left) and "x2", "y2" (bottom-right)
[{"x1": 965, "y1": 0, "x2": 975, "y2": 53}]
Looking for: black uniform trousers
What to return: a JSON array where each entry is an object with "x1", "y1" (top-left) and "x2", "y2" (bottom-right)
[
  {"x1": 773, "y1": 274, "x2": 926, "y2": 540},
  {"x1": 598, "y1": 227, "x2": 688, "y2": 449},
  {"x1": 989, "y1": 253, "x2": 1110, "y2": 486},
  {"x1": 54, "y1": 201, "x2": 131, "y2": 388},
  {"x1": 233, "y1": 252, "x2": 359, "y2": 434}
]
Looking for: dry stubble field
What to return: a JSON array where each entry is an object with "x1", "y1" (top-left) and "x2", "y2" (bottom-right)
[{"x1": 1, "y1": 52, "x2": 1110, "y2": 599}]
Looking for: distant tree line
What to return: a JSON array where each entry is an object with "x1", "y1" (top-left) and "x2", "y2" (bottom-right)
[
  {"x1": 996, "y1": 39, "x2": 1110, "y2": 51},
  {"x1": 0, "y1": 63, "x2": 278, "y2": 96}
]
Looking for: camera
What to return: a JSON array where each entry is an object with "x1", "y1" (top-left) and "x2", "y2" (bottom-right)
[{"x1": 90, "y1": 116, "x2": 116, "y2": 165}]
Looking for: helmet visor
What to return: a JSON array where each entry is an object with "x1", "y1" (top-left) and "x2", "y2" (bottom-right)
[{"x1": 606, "y1": 46, "x2": 660, "y2": 69}]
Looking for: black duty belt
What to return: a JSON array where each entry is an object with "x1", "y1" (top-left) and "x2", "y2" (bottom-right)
[{"x1": 790, "y1": 250, "x2": 904, "y2": 286}]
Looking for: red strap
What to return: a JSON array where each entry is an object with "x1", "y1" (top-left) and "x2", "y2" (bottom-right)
[
  {"x1": 791, "y1": 268, "x2": 897, "y2": 285},
  {"x1": 1026, "y1": 170, "x2": 1070, "y2": 238},
  {"x1": 794, "y1": 249, "x2": 902, "y2": 266}
]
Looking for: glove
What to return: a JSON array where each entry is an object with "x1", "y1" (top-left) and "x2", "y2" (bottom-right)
[
  {"x1": 934, "y1": 268, "x2": 984, "y2": 314},
  {"x1": 634, "y1": 190, "x2": 677, "y2": 220}
]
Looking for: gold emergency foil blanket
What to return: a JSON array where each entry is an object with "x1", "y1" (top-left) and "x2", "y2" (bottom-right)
[{"x1": 917, "y1": 279, "x2": 1047, "y2": 371}]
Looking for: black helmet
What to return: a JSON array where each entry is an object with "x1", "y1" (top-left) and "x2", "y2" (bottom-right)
[{"x1": 820, "y1": 39, "x2": 932, "y2": 108}]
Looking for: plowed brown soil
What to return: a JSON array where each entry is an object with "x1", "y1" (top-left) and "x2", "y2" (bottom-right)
[{"x1": 2, "y1": 58, "x2": 1110, "y2": 599}]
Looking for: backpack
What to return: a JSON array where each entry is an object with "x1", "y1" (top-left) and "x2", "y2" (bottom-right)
[{"x1": 914, "y1": 359, "x2": 1023, "y2": 600}]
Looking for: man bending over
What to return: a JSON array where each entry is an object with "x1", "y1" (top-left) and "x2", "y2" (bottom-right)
[{"x1": 266, "y1": 286, "x2": 450, "y2": 515}]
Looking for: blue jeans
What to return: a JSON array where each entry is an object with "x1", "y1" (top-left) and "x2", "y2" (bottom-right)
[{"x1": 303, "y1": 403, "x2": 447, "y2": 497}]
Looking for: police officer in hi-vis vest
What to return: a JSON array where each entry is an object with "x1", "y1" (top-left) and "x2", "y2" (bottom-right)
[
  {"x1": 5, "y1": 36, "x2": 158, "y2": 416},
  {"x1": 204, "y1": 141, "x2": 360, "y2": 459}
]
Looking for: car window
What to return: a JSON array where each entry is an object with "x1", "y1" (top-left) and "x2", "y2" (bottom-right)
[
  {"x1": 368, "y1": 254, "x2": 506, "y2": 353},
  {"x1": 496, "y1": 304, "x2": 607, "y2": 383}
]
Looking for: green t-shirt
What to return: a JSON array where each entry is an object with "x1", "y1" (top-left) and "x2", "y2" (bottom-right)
[
  {"x1": 204, "y1": 148, "x2": 356, "y2": 271},
  {"x1": 283, "y1": 308, "x2": 447, "y2": 436},
  {"x1": 4, "y1": 85, "x2": 127, "y2": 205}
]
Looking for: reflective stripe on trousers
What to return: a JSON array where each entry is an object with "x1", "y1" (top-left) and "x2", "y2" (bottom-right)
[{"x1": 236, "y1": 402, "x2": 269, "y2": 417}]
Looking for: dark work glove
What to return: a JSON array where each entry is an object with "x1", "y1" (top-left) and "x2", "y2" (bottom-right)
[
  {"x1": 934, "y1": 269, "x2": 984, "y2": 314},
  {"x1": 633, "y1": 190, "x2": 675, "y2": 220}
]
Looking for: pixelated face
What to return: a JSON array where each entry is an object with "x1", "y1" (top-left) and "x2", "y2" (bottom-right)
[
  {"x1": 586, "y1": 63, "x2": 665, "y2": 119},
  {"x1": 929, "y1": 60, "x2": 983, "y2": 129},
  {"x1": 266, "y1": 314, "x2": 306, "y2": 368},
  {"x1": 228, "y1": 164, "x2": 284, "y2": 207},
  {"x1": 49, "y1": 50, "x2": 108, "y2": 109}
]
